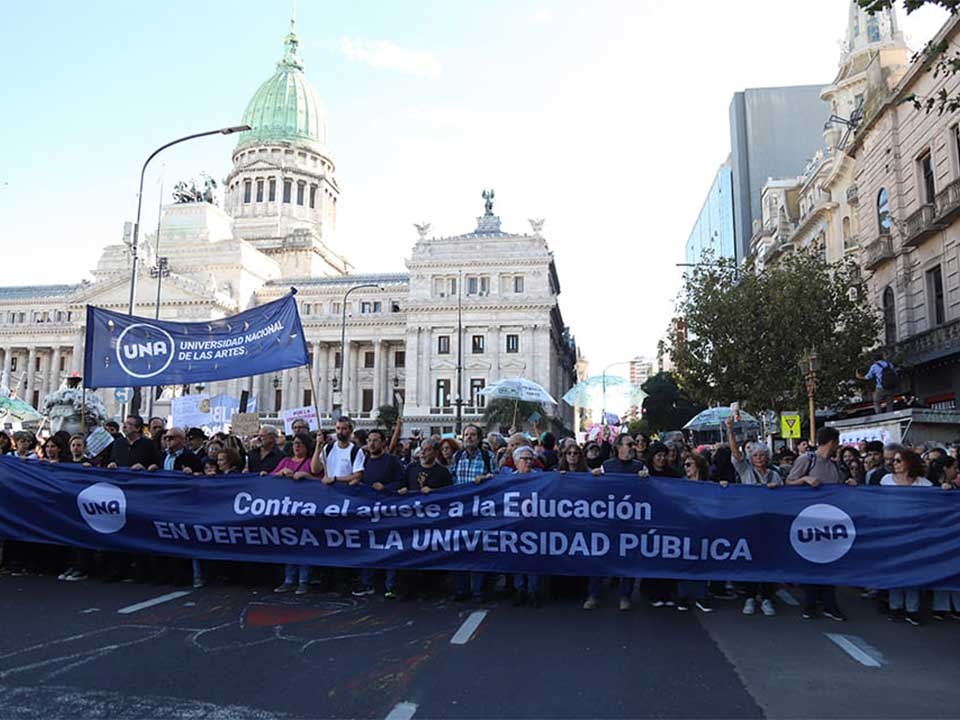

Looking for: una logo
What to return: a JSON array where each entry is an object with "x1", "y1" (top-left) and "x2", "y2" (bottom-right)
[
  {"x1": 77, "y1": 483, "x2": 127, "y2": 534},
  {"x1": 790, "y1": 503, "x2": 856, "y2": 564},
  {"x1": 115, "y1": 323, "x2": 175, "y2": 379}
]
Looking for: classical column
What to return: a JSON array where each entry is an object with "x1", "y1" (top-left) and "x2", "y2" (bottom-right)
[
  {"x1": 327, "y1": 344, "x2": 338, "y2": 415},
  {"x1": 420, "y1": 330, "x2": 431, "y2": 408},
  {"x1": 341, "y1": 341, "x2": 352, "y2": 415},
  {"x1": 491, "y1": 325, "x2": 502, "y2": 380},
  {"x1": 381, "y1": 341, "x2": 391, "y2": 407},
  {"x1": 404, "y1": 328, "x2": 418, "y2": 411},
  {"x1": 350, "y1": 342, "x2": 360, "y2": 415},
  {"x1": 312, "y1": 341, "x2": 323, "y2": 411},
  {"x1": 70, "y1": 330, "x2": 83, "y2": 374},
  {"x1": 0, "y1": 348, "x2": 8, "y2": 389},
  {"x1": 50, "y1": 346, "x2": 62, "y2": 394},
  {"x1": 25, "y1": 347, "x2": 37, "y2": 406},
  {"x1": 316, "y1": 342, "x2": 327, "y2": 414},
  {"x1": 372, "y1": 339, "x2": 383, "y2": 411}
]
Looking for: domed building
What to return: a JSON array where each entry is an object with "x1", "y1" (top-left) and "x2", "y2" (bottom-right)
[{"x1": 0, "y1": 22, "x2": 579, "y2": 433}]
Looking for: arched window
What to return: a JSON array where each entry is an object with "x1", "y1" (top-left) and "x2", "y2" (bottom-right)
[
  {"x1": 867, "y1": 17, "x2": 881, "y2": 43},
  {"x1": 877, "y1": 188, "x2": 891, "y2": 232},
  {"x1": 883, "y1": 286, "x2": 897, "y2": 346}
]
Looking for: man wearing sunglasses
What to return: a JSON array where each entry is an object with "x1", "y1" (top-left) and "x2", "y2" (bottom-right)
[{"x1": 599, "y1": 434, "x2": 648, "y2": 477}]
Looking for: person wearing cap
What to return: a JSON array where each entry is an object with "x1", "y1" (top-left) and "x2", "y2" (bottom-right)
[
  {"x1": 186, "y1": 427, "x2": 207, "y2": 460},
  {"x1": 510, "y1": 446, "x2": 543, "y2": 608}
]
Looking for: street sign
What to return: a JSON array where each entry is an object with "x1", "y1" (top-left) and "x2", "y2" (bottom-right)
[
  {"x1": 114, "y1": 387, "x2": 132, "y2": 403},
  {"x1": 780, "y1": 412, "x2": 801, "y2": 439}
]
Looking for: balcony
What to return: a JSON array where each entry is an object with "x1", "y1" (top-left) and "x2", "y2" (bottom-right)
[
  {"x1": 935, "y1": 177, "x2": 960, "y2": 224},
  {"x1": 863, "y1": 232, "x2": 894, "y2": 270},
  {"x1": 902, "y1": 203, "x2": 941, "y2": 247},
  {"x1": 843, "y1": 234, "x2": 859, "y2": 254},
  {"x1": 846, "y1": 184, "x2": 858, "y2": 205},
  {"x1": 896, "y1": 317, "x2": 960, "y2": 367}
]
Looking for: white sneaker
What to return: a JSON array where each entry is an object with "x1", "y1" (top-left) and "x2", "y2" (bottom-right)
[
  {"x1": 761, "y1": 598, "x2": 776, "y2": 616},
  {"x1": 742, "y1": 597, "x2": 756, "y2": 615}
]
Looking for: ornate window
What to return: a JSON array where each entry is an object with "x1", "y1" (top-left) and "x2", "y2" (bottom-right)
[
  {"x1": 883, "y1": 286, "x2": 897, "y2": 346},
  {"x1": 268, "y1": 178, "x2": 277, "y2": 201},
  {"x1": 283, "y1": 179, "x2": 292, "y2": 203},
  {"x1": 243, "y1": 180, "x2": 252, "y2": 204},
  {"x1": 255, "y1": 179, "x2": 264, "y2": 202},
  {"x1": 296, "y1": 181, "x2": 305, "y2": 206},
  {"x1": 877, "y1": 188, "x2": 891, "y2": 232}
]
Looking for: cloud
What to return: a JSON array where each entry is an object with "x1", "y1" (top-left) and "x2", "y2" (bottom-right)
[
  {"x1": 529, "y1": 7, "x2": 552, "y2": 25},
  {"x1": 340, "y1": 38, "x2": 441, "y2": 78}
]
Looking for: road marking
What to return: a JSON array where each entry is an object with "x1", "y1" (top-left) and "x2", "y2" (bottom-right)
[
  {"x1": 385, "y1": 701, "x2": 418, "y2": 720},
  {"x1": 450, "y1": 610, "x2": 488, "y2": 645},
  {"x1": 117, "y1": 591, "x2": 191, "y2": 615},
  {"x1": 80, "y1": 608, "x2": 100, "y2": 614},
  {"x1": 776, "y1": 589, "x2": 799, "y2": 606},
  {"x1": 825, "y1": 633, "x2": 884, "y2": 668}
]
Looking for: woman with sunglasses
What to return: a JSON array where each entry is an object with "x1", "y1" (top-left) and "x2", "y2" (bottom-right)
[
  {"x1": 880, "y1": 449, "x2": 932, "y2": 625},
  {"x1": 558, "y1": 443, "x2": 589, "y2": 473},
  {"x1": 675, "y1": 452, "x2": 714, "y2": 612},
  {"x1": 511, "y1": 446, "x2": 543, "y2": 608}
]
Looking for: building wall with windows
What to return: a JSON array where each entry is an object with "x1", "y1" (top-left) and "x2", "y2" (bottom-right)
[
  {"x1": 852, "y1": 13, "x2": 960, "y2": 407},
  {"x1": 685, "y1": 160, "x2": 736, "y2": 265}
]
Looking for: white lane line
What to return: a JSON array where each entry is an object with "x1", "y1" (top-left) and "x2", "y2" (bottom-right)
[
  {"x1": 450, "y1": 610, "x2": 488, "y2": 645},
  {"x1": 825, "y1": 633, "x2": 884, "y2": 668},
  {"x1": 385, "y1": 701, "x2": 418, "y2": 720},
  {"x1": 80, "y1": 608, "x2": 100, "y2": 614},
  {"x1": 117, "y1": 590, "x2": 192, "y2": 615},
  {"x1": 776, "y1": 589, "x2": 799, "y2": 606}
]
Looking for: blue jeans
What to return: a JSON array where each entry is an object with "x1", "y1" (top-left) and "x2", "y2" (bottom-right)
[
  {"x1": 802, "y1": 585, "x2": 839, "y2": 612},
  {"x1": 360, "y1": 567, "x2": 396, "y2": 591},
  {"x1": 677, "y1": 580, "x2": 708, "y2": 601},
  {"x1": 933, "y1": 589, "x2": 960, "y2": 612},
  {"x1": 588, "y1": 577, "x2": 635, "y2": 600},
  {"x1": 455, "y1": 572, "x2": 485, "y2": 597},
  {"x1": 513, "y1": 574, "x2": 541, "y2": 594},
  {"x1": 284, "y1": 564, "x2": 310, "y2": 586},
  {"x1": 889, "y1": 588, "x2": 920, "y2": 613}
]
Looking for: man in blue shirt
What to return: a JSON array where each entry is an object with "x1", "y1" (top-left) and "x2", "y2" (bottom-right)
[
  {"x1": 352, "y1": 428, "x2": 404, "y2": 599},
  {"x1": 859, "y1": 353, "x2": 897, "y2": 414}
]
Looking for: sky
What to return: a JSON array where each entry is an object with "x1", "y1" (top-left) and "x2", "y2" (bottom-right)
[{"x1": 0, "y1": 0, "x2": 950, "y2": 384}]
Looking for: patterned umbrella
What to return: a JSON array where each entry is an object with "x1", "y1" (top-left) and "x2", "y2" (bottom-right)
[
  {"x1": 479, "y1": 377, "x2": 557, "y2": 406},
  {"x1": 682, "y1": 406, "x2": 760, "y2": 432},
  {"x1": 561, "y1": 375, "x2": 646, "y2": 408},
  {"x1": 0, "y1": 395, "x2": 42, "y2": 422}
]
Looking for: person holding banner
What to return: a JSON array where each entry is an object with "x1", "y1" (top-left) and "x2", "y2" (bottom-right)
[
  {"x1": 511, "y1": 446, "x2": 544, "y2": 608},
  {"x1": 272, "y1": 433, "x2": 322, "y2": 596},
  {"x1": 352, "y1": 428, "x2": 403, "y2": 599},
  {"x1": 247, "y1": 426, "x2": 284, "y2": 475},
  {"x1": 315, "y1": 417, "x2": 365, "y2": 485},
  {"x1": 107, "y1": 416, "x2": 161, "y2": 471},
  {"x1": 149, "y1": 428, "x2": 203, "y2": 474}
]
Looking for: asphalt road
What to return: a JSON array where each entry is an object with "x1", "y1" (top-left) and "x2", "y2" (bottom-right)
[{"x1": 1, "y1": 572, "x2": 958, "y2": 719}]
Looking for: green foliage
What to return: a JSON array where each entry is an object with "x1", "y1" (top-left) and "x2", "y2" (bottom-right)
[
  {"x1": 482, "y1": 398, "x2": 546, "y2": 433},
  {"x1": 857, "y1": 0, "x2": 960, "y2": 14},
  {"x1": 639, "y1": 372, "x2": 706, "y2": 434},
  {"x1": 375, "y1": 404, "x2": 399, "y2": 433},
  {"x1": 664, "y1": 248, "x2": 881, "y2": 414}
]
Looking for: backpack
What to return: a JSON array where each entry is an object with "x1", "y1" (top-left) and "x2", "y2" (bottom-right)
[
  {"x1": 879, "y1": 361, "x2": 898, "y2": 390},
  {"x1": 453, "y1": 448, "x2": 493, "y2": 475},
  {"x1": 325, "y1": 441, "x2": 361, "y2": 465}
]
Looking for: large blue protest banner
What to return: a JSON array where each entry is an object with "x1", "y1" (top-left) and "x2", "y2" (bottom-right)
[
  {"x1": 83, "y1": 293, "x2": 308, "y2": 388},
  {"x1": 1, "y1": 458, "x2": 959, "y2": 589}
]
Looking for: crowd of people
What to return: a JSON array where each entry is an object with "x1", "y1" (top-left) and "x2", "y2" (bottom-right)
[{"x1": 2, "y1": 411, "x2": 959, "y2": 626}]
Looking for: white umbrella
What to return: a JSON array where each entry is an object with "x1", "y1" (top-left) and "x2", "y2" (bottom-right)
[{"x1": 479, "y1": 377, "x2": 557, "y2": 405}]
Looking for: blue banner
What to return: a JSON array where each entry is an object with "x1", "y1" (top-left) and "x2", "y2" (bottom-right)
[
  {"x1": 1, "y1": 458, "x2": 959, "y2": 589},
  {"x1": 83, "y1": 293, "x2": 308, "y2": 388}
]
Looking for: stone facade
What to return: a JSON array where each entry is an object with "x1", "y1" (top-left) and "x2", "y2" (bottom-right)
[
  {"x1": 851, "y1": 14, "x2": 960, "y2": 408},
  {"x1": 0, "y1": 22, "x2": 579, "y2": 432}
]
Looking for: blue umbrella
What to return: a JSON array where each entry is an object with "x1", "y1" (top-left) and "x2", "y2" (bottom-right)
[
  {"x1": 561, "y1": 375, "x2": 646, "y2": 408},
  {"x1": 683, "y1": 407, "x2": 760, "y2": 432}
]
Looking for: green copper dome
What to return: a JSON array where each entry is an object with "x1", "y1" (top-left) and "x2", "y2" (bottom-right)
[{"x1": 236, "y1": 22, "x2": 326, "y2": 153}]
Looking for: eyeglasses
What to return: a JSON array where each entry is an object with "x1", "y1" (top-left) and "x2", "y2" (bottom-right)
[
  {"x1": 517, "y1": 456, "x2": 534, "y2": 462},
  {"x1": 683, "y1": 461, "x2": 695, "y2": 467},
  {"x1": 893, "y1": 457, "x2": 904, "y2": 464},
  {"x1": 622, "y1": 442, "x2": 636, "y2": 448}
]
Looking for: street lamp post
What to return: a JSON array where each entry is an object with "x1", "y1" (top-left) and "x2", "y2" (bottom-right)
[
  {"x1": 800, "y1": 349, "x2": 820, "y2": 446},
  {"x1": 123, "y1": 125, "x2": 249, "y2": 418},
  {"x1": 126, "y1": 125, "x2": 250, "y2": 318},
  {"x1": 337, "y1": 283, "x2": 383, "y2": 417}
]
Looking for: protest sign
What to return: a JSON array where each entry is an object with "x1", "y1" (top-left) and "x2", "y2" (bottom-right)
[
  {"x1": 1, "y1": 459, "x2": 959, "y2": 590},
  {"x1": 281, "y1": 406, "x2": 319, "y2": 434},
  {"x1": 171, "y1": 394, "x2": 211, "y2": 429},
  {"x1": 85, "y1": 427, "x2": 114, "y2": 457},
  {"x1": 231, "y1": 413, "x2": 261, "y2": 438},
  {"x1": 83, "y1": 293, "x2": 309, "y2": 388}
]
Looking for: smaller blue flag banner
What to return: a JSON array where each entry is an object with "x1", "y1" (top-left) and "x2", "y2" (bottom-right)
[
  {"x1": 1, "y1": 459, "x2": 959, "y2": 590},
  {"x1": 83, "y1": 293, "x2": 308, "y2": 388}
]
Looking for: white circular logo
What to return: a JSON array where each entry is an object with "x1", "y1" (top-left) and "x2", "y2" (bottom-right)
[
  {"x1": 790, "y1": 503, "x2": 856, "y2": 564},
  {"x1": 77, "y1": 483, "x2": 127, "y2": 534},
  {"x1": 115, "y1": 323, "x2": 175, "y2": 379}
]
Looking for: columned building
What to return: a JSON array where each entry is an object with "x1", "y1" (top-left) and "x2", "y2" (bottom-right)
[{"x1": 0, "y1": 21, "x2": 578, "y2": 432}]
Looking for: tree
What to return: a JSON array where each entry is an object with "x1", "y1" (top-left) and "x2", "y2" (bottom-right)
[
  {"x1": 375, "y1": 404, "x2": 399, "y2": 433},
  {"x1": 482, "y1": 398, "x2": 546, "y2": 433},
  {"x1": 640, "y1": 372, "x2": 706, "y2": 434},
  {"x1": 664, "y1": 248, "x2": 881, "y2": 416}
]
